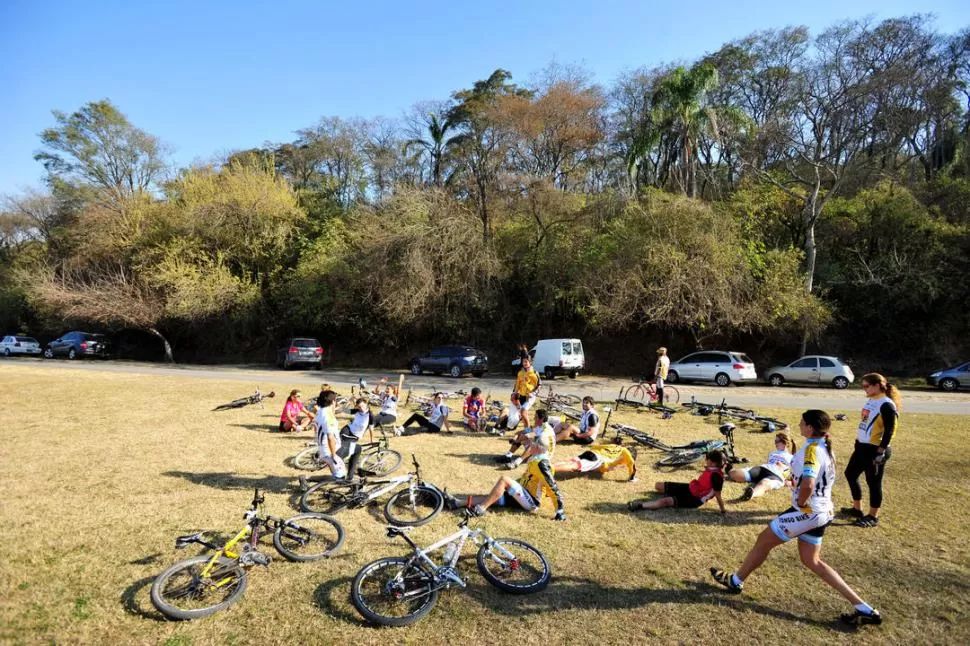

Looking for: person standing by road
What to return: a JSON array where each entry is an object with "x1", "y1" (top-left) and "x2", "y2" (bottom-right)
[
  {"x1": 842, "y1": 372, "x2": 901, "y2": 528},
  {"x1": 654, "y1": 347, "x2": 671, "y2": 406},
  {"x1": 513, "y1": 355, "x2": 541, "y2": 433}
]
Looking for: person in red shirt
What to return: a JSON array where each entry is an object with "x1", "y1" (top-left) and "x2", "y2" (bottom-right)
[
  {"x1": 627, "y1": 451, "x2": 727, "y2": 513},
  {"x1": 462, "y1": 387, "x2": 486, "y2": 430}
]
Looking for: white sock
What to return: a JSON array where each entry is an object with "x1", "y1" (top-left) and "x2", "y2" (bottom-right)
[
  {"x1": 854, "y1": 603, "x2": 874, "y2": 614},
  {"x1": 731, "y1": 573, "x2": 743, "y2": 587},
  {"x1": 504, "y1": 451, "x2": 514, "y2": 459}
]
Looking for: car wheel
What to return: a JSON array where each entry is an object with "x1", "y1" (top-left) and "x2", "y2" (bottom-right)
[
  {"x1": 714, "y1": 372, "x2": 731, "y2": 387},
  {"x1": 43, "y1": 348, "x2": 54, "y2": 359},
  {"x1": 543, "y1": 367, "x2": 556, "y2": 380},
  {"x1": 2, "y1": 348, "x2": 9, "y2": 357},
  {"x1": 832, "y1": 376, "x2": 849, "y2": 390},
  {"x1": 569, "y1": 371, "x2": 578, "y2": 379},
  {"x1": 410, "y1": 361, "x2": 422, "y2": 376},
  {"x1": 665, "y1": 370, "x2": 679, "y2": 384},
  {"x1": 939, "y1": 378, "x2": 959, "y2": 392},
  {"x1": 449, "y1": 364, "x2": 462, "y2": 378},
  {"x1": 68, "y1": 348, "x2": 77, "y2": 360},
  {"x1": 768, "y1": 374, "x2": 785, "y2": 387}
]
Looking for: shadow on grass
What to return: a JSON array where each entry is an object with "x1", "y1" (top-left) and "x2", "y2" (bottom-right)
[
  {"x1": 120, "y1": 575, "x2": 166, "y2": 621},
  {"x1": 444, "y1": 452, "x2": 505, "y2": 468},
  {"x1": 312, "y1": 575, "x2": 365, "y2": 625},
  {"x1": 162, "y1": 471, "x2": 297, "y2": 494},
  {"x1": 466, "y1": 575, "x2": 852, "y2": 631},
  {"x1": 129, "y1": 552, "x2": 163, "y2": 565},
  {"x1": 584, "y1": 501, "x2": 774, "y2": 526}
]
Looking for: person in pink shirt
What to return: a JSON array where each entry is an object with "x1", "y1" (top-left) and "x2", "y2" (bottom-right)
[{"x1": 279, "y1": 389, "x2": 312, "y2": 432}]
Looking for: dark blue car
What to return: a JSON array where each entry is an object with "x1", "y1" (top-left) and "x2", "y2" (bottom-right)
[{"x1": 409, "y1": 346, "x2": 488, "y2": 378}]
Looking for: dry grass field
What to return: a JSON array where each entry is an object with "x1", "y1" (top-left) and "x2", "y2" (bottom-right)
[{"x1": 1, "y1": 364, "x2": 968, "y2": 645}]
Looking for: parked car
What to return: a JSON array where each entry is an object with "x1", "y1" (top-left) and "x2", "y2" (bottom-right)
[
  {"x1": 511, "y1": 338, "x2": 585, "y2": 379},
  {"x1": 1, "y1": 335, "x2": 42, "y2": 357},
  {"x1": 43, "y1": 331, "x2": 111, "y2": 359},
  {"x1": 276, "y1": 337, "x2": 324, "y2": 370},
  {"x1": 409, "y1": 346, "x2": 488, "y2": 378},
  {"x1": 927, "y1": 362, "x2": 970, "y2": 392},
  {"x1": 666, "y1": 350, "x2": 758, "y2": 387},
  {"x1": 765, "y1": 355, "x2": 855, "y2": 389}
]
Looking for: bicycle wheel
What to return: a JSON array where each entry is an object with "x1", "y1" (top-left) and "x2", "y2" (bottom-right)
[
  {"x1": 150, "y1": 556, "x2": 248, "y2": 620},
  {"x1": 292, "y1": 446, "x2": 321, "y2": 471},
  {"x1": 663, "y1": 386, "x2": 680, "y2": 405},
  {"x1": 559, "y1": 394, "x2": 582, "y2": 405},
  {"x1": 756, "y1": 417, "x2": 789, "y2": 430},
  {"x1": 383, "y1": 486, "x2": 444, "y2": 527},
  {"x1": 656, "y1": 451, "x2": 705, "y2": 469},
  {"x1": 273, "y1": 513, "x2": 345, "y2": 561},
  {"x1": 212, "y1": 399, "x2": 246, "y2": 411},
  {"x1": 626, "y1": 385, "x2": 648, "y2": 405},
  {"x1": 299, "y1": 481, "x2": 361, "y2": 514},
  {"x1": 359, "y1": 449, "x2": 403, "y2": 477},
  {"x1": 351, "y1": 557, "x2": 439, "y2": 627},
  {"x1": 477, "y1": 538, "x2": 551, "y2": 594}
]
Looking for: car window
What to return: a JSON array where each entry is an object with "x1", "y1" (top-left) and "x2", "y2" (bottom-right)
[
  {"x1": 791, "y1": 358, "x2": 817, "y2": 368},
  {"x1": 960, "y1": 363, "x2": 970, "y2": 372},
  {"x1": 573, "y1": 342, "x2": 583, "y2": 354},
  {"x1": 561, "y1": 342, "x2": 572, "y2": 355},
  {"x1": 818, "y1": 358, "x2": 835, "y2": 368},
  {"x1": 16, "y1": 336, "x2": 36, "y2": 343},
  {"x1": 1, "y1": 336, "x2": 9, "y2": 343},
  {"x1": 430, "y1": 348, "x2": 448, "y2": 357},
  {"x1": 292, "y1": 339, "x2": 319, "y2": 348},
  {"x1": 677, "y1": 353, "x2": 701, "y2": 363},
  {"x1": 707, "y1": 353, "x2": 730, "y2": 363},
  {"x1": 735, "y1": 353, "x2": 754, "y2": 364}
]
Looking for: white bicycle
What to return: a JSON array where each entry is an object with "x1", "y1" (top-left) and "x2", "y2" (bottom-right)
[{"x1": 350, "y1": 511, "x2": 551, "y2": 626}]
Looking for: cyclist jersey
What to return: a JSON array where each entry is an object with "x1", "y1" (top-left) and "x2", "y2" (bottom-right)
[
  {"x1": 379, "y1": 394, "x2": 398, "y2": 416},
  {"x1": 531, "y1": 422, "x2": 556, "y2": 460},
  {"x1": 280, "y1": 400, "x2": 303, "y2": 422},
  {"x1": 507, "y1": 403, "x2": 522, "y2": 429},
  {"x1": 429, "y1": 403, "x2": 449, "y2": 428},
  {"x1": 514, "y1": 368, "x2": 541, "y2": 397},
  {"x1": 579, "y1": 409, "x2": 600, "y2": 437},
  {"x1": 688, "y1": 467, "x2": 724, "y2": 502},
  {"x1": 517, "y1": 458, "x2": 563, "y2": 511},
  {"x1": 763, "y1": 449, "x2": 793, "y2": 479},
  {"x1": 315, "y1": 408, "x2": 341, "y2": 456},
  {"x1": 655, "y1": 355, "x2": 670, "y2": 380},
  {"x1": 790, "y1": 438, "x2": 835, "y2": 514},
  {"x1": 584, "y1": 444, "x2": 636, "y2": 475},
  {"x1": 463, "y1": 395, "x2": 484, "y2": 417},
  {"x1": 347, "y1": 410, "x2": 370, "y2": 439},
  {"x1": 858, "y1": 395, "x2": 898, "y2": 446}
]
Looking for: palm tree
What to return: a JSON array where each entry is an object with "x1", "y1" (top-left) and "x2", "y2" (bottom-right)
[{"x1": 403, "y1": 112, "x2": 461, "y2": 187}]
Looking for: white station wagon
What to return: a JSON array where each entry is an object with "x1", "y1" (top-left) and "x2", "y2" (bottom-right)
[{"x1": 1, "y1": 335, "x2": 42, "y2": 357}]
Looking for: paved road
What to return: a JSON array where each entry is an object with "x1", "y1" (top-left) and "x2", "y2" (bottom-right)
[{"x1": 3, "y1": 358, "x2": 968, "y2": 415}]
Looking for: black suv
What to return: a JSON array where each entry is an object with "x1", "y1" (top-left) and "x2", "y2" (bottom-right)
[
  {"x1": 43, "y1": 331, "x2": 111, "y2": 360},
  {"x1": 409, "y1": 346, "x2": 488, "y2": 378},
  {"x1": 276, "y1": 337, "x2": 324, "y2": 370}
]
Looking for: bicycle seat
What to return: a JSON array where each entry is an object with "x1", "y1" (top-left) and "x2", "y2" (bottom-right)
[
  {"x1": 175, "y1": 532, "x2": 207, "y2": 549},
  {"x1": 385, "y1": 525, "x2": 414, "y2": 538},
  {"x1": 719, "y1": 423, "x2": 736, "y2": 436}
]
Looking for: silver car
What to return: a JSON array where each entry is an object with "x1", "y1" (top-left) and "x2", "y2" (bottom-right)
[
  {"x1": 666, "y1": 351, "x2": 758, "y2": 387},
  {"x1": 1, "y1": 335, "x2": 42, "y2": 357},
  {"x1": 927, "y1": 362, "x2": 970, "y2": 392},
  {"x1": 765, "y1": 355, "x2": 854, "y2": 389}
]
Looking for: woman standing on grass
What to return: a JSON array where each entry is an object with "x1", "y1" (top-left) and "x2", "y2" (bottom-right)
[
  {"x1": 842, "y1": 372, "x2": 900, "y2": 528},
  {"x1": 279, "y1": 389, "x2": 312, "y2": 432},
  {"x1": 710, "y1": 409, "x2": 883, "y2": 628}
]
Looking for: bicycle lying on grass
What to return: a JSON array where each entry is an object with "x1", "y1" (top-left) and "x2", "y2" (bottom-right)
[
  {"x1": 299, "y1": 454, "x2": 445, "y2": 526},
  {"x1": 150, "y1": 488, "x2": 343, "y2": 620},
  {"x1": 350, "y1": 510, "x2": 551, "y2": 626},
  {"x1": 292, "y1": 427, "x2": 402, "y2": 477},
  {"x1": 212, "y1": 388, "x2": 275, "y2": 411},
  {"x1": 606, "y1": 413, "x2": 747, "y2": 470},
  {"x1": 682, "y1": 397, "x2": 788, "y2": 431}
]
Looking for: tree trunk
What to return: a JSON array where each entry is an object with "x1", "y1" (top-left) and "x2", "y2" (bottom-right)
[{"x1": 149, "y1": 327, "x2": 174, "y2": 363}]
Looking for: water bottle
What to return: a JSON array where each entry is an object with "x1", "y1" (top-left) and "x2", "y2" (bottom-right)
[{"x1": 442, "y1": 542, "x2": 458, "y2": 564}]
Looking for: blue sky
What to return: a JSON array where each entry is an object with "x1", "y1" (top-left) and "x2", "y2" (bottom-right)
[{"x1": 2, "y1": 0, "x2": 968, "y2": 195}]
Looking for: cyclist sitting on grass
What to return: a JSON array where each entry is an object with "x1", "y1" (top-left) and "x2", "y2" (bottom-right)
[
  {"x1": 400, "y1": 392, "x2": 452, "y2": 434},
  {"x1": 462, "y1": 387, "x2": 486, "y2": 430},
  {"x1": 371, "y1": 376, "x2": 403, "y2": 432},
  {"x1": 279, "y1": 389, "x2": 313, "y2": 433},
  {"x1": 492, "y1": 394, "x2": 523, "y2": 437},
  {"x1": 313, "y1": 390, "x2": 347, "y2": 479},
  {"x1": 726, "y1": 432, "x2": 795, "y2": 501},
  {"x1": 553, "y1": 444, "x2": 638, "y2": 482},
  {"x1": 500, "y1": 409, "x2": 556, "y2": 470},
  {"x1": 628, "y1": 450, "x2": 726, "y2": 513},
  {"x1": 554, "y1": 396, "x2": 600, "y2": 444},
  {"x1": 338, "y1": 398, "x2": 373, "y2": 460}
]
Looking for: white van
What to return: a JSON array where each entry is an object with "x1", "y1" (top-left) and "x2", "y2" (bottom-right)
[{"x1": 512, "y1": 339, "x2": 585, "y2": 379}]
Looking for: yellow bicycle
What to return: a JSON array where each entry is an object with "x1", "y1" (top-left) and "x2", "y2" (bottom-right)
[{"x1": 150, "y1": 488, "x2": 344, "y2": 620}]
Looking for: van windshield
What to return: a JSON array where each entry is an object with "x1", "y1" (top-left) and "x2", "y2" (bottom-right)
[{"x1": 561, "y1": 342, "x2": 572, "y2": 355}]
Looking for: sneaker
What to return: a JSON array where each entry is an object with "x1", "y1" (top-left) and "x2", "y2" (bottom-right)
[
  {"x1": 503, "y1": 451, "x2": 514, "y2": 459},
  {"x1": 710, "y1": 568, "x2": 743, "y2": 594},
  {"x1": 470, "y1": 504, "x2": 487, "y2": 517},
  {"x1": 627, "y1": 499, "x2": 645, "y2": 511},
  {"x1": 839, "y1": 609, "x2": 882, "y2": 626},
  {"x1": 298, "y1": 475, "x2": 308, "y2": 493},
  {"x1": 740, "y1": 486, "x2": 754, "y2": 502},
  {"x1": 840, "y1": 506, "x2": 864, "y2": 519},
  {"x1": 505, "y1": 458, "x2": 522, "y2": 470},
  {"x1": 441, "y1": 489, "x2": 462, "y2": 511},
  {"x1": 393, "y1": 426, "x2": 404, "y2": 437},
  {"x1": 854, "y1": 515, "x2": 879, "y2": 528}
]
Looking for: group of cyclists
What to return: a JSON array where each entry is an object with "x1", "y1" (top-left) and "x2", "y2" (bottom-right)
[{"x1": 268, "y1": 346, "x2": 898, "y2": 629}]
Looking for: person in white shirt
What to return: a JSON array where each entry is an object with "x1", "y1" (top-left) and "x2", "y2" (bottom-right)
[
  {"x1": 654, "y1": 347, "x2": 671, "y2": 406},
  {"x1": 400, "y1": 392, "x2": 452, "y2": 434},
  {"x1": 313, "y1": 390, "x2": 346, "y2": 479},
  {"x1": 726, "y1": 432, "x2": 796, "y2": 501},
  {"x1": 554, "y1": 397, "x2": 600, "y2": 444}
]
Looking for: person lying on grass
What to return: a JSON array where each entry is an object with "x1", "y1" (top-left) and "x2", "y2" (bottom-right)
[
  {"x1": 628, "y1": 450, "x2": 726, "y2": 513},
  {"x1": 725, "y1": 432, "x2": 796, "y2": 501},
  {"x1": 445, "y1": 411, "x2": 566, "y2": 521},
  {"x1": 552, "y1": 443, "x2": 638, "y2": 482}
]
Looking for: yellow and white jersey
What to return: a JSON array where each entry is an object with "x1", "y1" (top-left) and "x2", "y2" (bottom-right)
[
  {"x1": 655, "y1": 356, "x2": 670, "y2": 379},
  {"x1": 790, "y1": 438, "x2": 835, "y2": 514},
  {"x1": 858, "y1": 395, "x2": 898, "y2": 445}
]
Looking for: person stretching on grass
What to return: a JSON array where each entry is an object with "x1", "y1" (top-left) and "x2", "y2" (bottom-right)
[
  {"x1": 628, "y1": 450, "x2": 726, "y2": 513},
  {"x1": 462, "y1": 387, "x2": 486, "y2": 430},
  {"x1": 554, "y1": 396, "x2": 600, "y2": 444},
  {"x1": 501, "y1": 409, "x2": 556, "y2": 470},
  {"x1": 400, "y1": 392, "x2": 451, "y2": 434},
  {"x1": 726, "y1": 432, "x2": 795, "y2": 501},
  {"x1": 709, "y1": 409, "x2": 883, "y2": 627},
  {"x1": 553, "y1": 443, "x2": 638, "y2": 482},
  {"x1": 279, "y1": 389, "x2": 312, "y2": 433}
]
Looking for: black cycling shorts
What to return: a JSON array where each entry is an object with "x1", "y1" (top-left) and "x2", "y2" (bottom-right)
[{"x1": 663, "y1": 482, "x2": 704, "y2": 509}]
